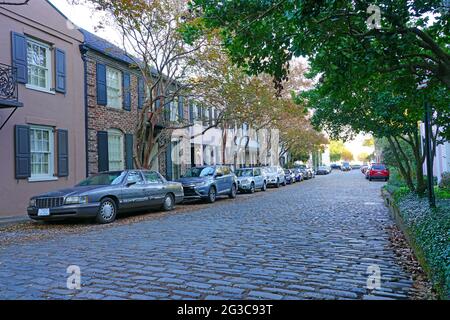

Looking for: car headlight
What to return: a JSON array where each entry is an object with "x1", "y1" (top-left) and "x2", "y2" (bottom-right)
[
  {"x1": 29, "y1": 199, "x2": 36, "y2": 207},
  {"x1": 194, "y1": 181, "x2": 209, "y2": 187},
  {"x1": 65, "y1": 196, "x2": 88, "y2": 205}
]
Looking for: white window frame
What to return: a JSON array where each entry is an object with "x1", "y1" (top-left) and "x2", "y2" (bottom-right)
[
  {"x1": 106, "y1": 66, "x2": 123, "y2": 109},
  {"x1": 29, "y1": 125, "x2": 56, "y2": 182},
  {"x1": 107, "y1": 129, "x2": 124, "y2": 171},
  {"x1": 26, "y1": 38, "x2": 54, "y2": 94}
]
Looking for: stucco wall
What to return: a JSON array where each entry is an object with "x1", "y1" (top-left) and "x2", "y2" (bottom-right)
[{"x1": 0, "y1": 1, "x2": 85, "y2": 217}]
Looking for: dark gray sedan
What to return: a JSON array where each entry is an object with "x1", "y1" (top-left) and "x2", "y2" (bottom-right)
[{"x1": 27, "y1": 170, "x2": 184, "y2": 224}]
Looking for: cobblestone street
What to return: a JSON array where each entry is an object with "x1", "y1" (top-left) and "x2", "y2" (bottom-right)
[{"x1": 0, "y1": 171, "x2": 416, "y2": 300}]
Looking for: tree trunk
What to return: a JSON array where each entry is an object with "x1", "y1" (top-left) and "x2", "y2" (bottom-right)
[{"x1": 387, "y1": 136, "x2": 415, "y2": 191}]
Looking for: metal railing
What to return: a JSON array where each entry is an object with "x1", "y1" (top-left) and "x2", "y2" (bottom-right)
[{"x1": 0, "y1": 63, "x2": 19, "y2": 103}]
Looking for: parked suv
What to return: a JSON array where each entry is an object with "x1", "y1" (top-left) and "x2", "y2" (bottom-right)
[
  {"x1": 176, "y1": 166, "x2": 237, "y2": 203},
  {"x1": 367, "y1": 164, "x2": 390, "y2": 182},
  {"x1": 236, "y1": 168, "x2": 267, "y2": 193},
  {"x1": 263, "y1": 166, "x2": 286, "y2": 188}
]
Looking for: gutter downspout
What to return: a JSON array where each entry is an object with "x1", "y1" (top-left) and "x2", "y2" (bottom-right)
[{"x1": 80, "y1": 44, "x2": 89, "y2": 178}]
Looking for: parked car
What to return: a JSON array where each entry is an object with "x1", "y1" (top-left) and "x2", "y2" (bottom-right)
[
  {"x1": 263, "y1": 166, "x2": 286, "y2": 188},
  {"x1": 296, "y1": 164, "x2": 315, "y2": 179},
  {"x1": 367, "y1": 164, "x2": 390, "y2": 181},
  {"x1": 330, "y1": 163, "x2": 341, "y2": 170},
  {"x1": 341, "y1": 162, "x2": 352, "y2": 171},
  {"x1": 352, "y1": 164, "x2": 362, "y2": 170},
  {"x1": 316, "y1": 166, "x2": 331, "y2": 175},
  {"x1": 176, "y1": 165, "x2": 237, "y2": 203},
  {"x1": 236, "y1": 168, "x2": 267, "y2": 193},
  {"x1": 284, "y1": 169, "x2": 295, "y2": 184},
  {"x1": 28, "y1": 170, "x2": 183, "y2": 224},
  {"x1": 292, "y1": 168, "x2": 304, "y2": 182}
]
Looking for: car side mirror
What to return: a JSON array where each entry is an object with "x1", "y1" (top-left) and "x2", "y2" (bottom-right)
[{"x1": 126, "y1": 181, "x2": 137, "y2": 187}]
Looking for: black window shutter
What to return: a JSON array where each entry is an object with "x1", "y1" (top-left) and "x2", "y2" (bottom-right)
[
  {"x1": 125, "y1": 134, "x2": 134, "y2": 169},
  {"x1": 11, "y1": 32, "x2": 28, "y2": 84},
  {"x1": 165, "y1": 142, "x2": 173, "y2": 180},
  {"x1": 123, "y1": 72, "x2": 131, "y2": 111},
  {"x1": 138, "y1": 77, "x2": 144, "y2": 109},
  {"x1": 189, "y1": 102, "x2": 194, "y2": 122},
  {"x1": 178, "y1": 97, "x2": 184, "y2": 121},
  {"x1": 97, "y1": 131, "x2": 109, "y2": 172},
  {"x1": 209, "y1": 108, "x2": 213, "y2": 125},
  {"x1": 15, "y1": 125, "x2": 30, "y2": 179},
  {"x1": 96, "y1": 63, "x2": 107, "y2": 105},
  {"x1": 55, "y1": 49, "x2": 66, "y2": 93},
  {"x1": 57, "y1": 129, "x2": 69, "y2": 177}
]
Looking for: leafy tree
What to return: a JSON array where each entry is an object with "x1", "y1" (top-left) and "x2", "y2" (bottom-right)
[
  {"x1": 341, "y1": 149, "x2": 354, "y2": 162},
  {"x1": 190, "y1": 0, "x2": 449, "y2": 89},
  {"x1": 358, "y1": 152, "x2": 371, "y2": 163},
  {"x1": 329, "y1": 140, "x2": 345, "y2": 163},
  {"x1": 363, "y1": 138, "x2": 375, "y2": 148}
]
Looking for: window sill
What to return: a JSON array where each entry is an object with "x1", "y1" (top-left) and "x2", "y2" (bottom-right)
[
  {"x1": 26, "y1": 85, "x2": 56, "y2": 95},
  {"x1": 28, "y1": 176, "x2": 59, "y2": 183}
]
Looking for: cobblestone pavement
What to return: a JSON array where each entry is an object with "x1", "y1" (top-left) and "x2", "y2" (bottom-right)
[{"x1": 0, "y1": 171, "x2": 416, "y2": 300}]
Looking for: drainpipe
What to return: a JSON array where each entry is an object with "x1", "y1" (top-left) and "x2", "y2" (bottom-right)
[{"x1": 80, "y1": 44, "x2": 89, "y2": 178}]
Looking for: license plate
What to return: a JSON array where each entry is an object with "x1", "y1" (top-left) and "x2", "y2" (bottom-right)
[{"x1": 38, "y1": 208, "x2": 50, "y2": 217}]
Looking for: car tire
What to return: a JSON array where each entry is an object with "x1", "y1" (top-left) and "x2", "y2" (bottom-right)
[
  {"x1": 276, "y1": 179, "x2": 280, "y2": 188},
  {"x1": 207, "y1": 186, "x2": 217, "y2": 203},
  {"x1": 162, "y1": 193, "x2": 175, "y2": 211},
  {"x1": 96, "y1": 197, "x2": 117, "y2": 224},
  {"x1": 229, "y1": 184, "x2": 237, "y2": 199},
  {"x1": 261, "y1": 182, "x2": 267, "y2": 191},
  {"x1": 369, "y1": 177, "x2": 372, "y2": 182},
  {"x1": 249, "y1": 182, "x2": 255, "y2": 194},
  {"x1": 282, "y1": 180, "x2": 287, "y2": 186}
]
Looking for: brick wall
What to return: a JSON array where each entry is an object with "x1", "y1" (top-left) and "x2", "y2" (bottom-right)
[{"x1": 86, "y1": 55, "x2": 140, "y2": 175}]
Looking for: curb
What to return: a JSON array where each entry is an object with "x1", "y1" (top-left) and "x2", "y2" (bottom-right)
[{"x1": 0, "y1": 216, "x2": 29, "y2": 228}]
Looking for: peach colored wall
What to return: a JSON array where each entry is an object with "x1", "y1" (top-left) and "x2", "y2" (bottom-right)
[{"x1": 0, "y1": 0, "x2": 85, "y2": 217}]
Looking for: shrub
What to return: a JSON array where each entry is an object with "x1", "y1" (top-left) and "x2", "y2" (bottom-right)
[
  {"x1": 395, "y1": 194, "x2": 450, "y2": 299},
  {"x1": 439, "y1": 172, "x2": 450, "y2": 190}
]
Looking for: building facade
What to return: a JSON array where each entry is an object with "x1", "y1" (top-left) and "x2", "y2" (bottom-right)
[{"x1": 0, "y1": 1, "x2": 85, "y2": 217}]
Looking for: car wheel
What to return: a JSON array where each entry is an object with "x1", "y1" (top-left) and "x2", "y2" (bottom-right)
[
  {"x1": 162, "y1": 194, "x2": 175, "y2": 211},
  {"x1": 276, "y1": 179, "x2": 280, "y2": 188},
  {"x1": 229, "y1": 184, "x2": 237, "y2": 198},
  {"x1": 249, "y1": 182, "x2": 255, "y2": 194},
  {"x1": 261, "y1": 181, "x2": 267, "y2": 191},
  {"x1": 96, "y1": 197, "x2": 117, "y2": 224},
  {"x1": 207, "y1": 186, "x2": 217, "y2": 203},
  {"x1": 282, "y1": 180, "x2": 287, "y2": 186},
  {"x1": 369, "y1": 177, "x2": 372, "y2": 182}
]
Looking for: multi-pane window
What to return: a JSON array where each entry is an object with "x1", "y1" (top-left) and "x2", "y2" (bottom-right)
[
  {"x1": 30, "y1": 126, "x2": 54, "y2": 179},
  {"x1": 106, "y1": 67, "x2": 122, "y2": 109},
  {"x1": 27, "y1": 39, "x2": 51, "y2": 91},
  {"x1": 107, "y1": 129, "x2": 124, "y2": 171}
]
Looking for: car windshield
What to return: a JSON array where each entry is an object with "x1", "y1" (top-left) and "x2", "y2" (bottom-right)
[
  {"x1": 77, "y1": 172, "x2": 126, "y2": 186},
  {"x1": 284, "y1": 170, "x2": 291, "y2": 174},
  {"x1": 183, "y1": 167, "x2": 215, "y2": 177},
  {"x1": 236, "y1": 169, "x2": 253, "y2": 177},
  {"x1": 372, "y1": 165, "x2": 386, "y2": 170}
]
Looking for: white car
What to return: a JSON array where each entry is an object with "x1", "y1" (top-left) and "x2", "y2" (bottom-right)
[{"x1": 262, "y1": 166, "x2": 286, "y2": 188}]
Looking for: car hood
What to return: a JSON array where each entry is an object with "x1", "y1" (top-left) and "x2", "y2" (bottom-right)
[
  {"x1": 175, "y1": 177, "x2": 212, "y2": 186},
  {"x1": 32, "y1": 185, "x2": 107, "y2": 198}
]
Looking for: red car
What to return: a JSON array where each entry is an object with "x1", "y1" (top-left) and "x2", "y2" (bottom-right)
[{"x1": 367, "y1": 164, "x2": 390, "y2": 182}]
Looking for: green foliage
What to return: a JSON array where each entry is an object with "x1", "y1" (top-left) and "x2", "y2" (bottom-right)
[
  {"x1": 329, "y1": 140, "x2": 344, "y2": 162},
  {"x1": 394, "y1": 194, "x2": 450, "y2": 299},
  {"x1": 439, "y1": 172, "x2": 450, "y2": 190},
  {"x1": 435, "y1": 186, "x2": 450, "y2": 200}
]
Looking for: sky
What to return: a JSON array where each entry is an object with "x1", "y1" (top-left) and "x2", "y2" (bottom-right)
[{"x1": 49, "y1": 0, "x2": 121, "y2": 44}]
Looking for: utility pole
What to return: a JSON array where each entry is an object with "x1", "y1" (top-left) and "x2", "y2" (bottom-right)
[{"x1": 424, "y1": 99, "x2": 436, "y2": 208}]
